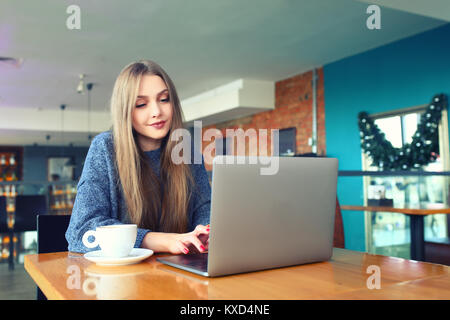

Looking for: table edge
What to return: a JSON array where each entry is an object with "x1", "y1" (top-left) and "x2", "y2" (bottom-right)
[{"x1": 24, "y1": 253, "x2": 66, "y2": 300}]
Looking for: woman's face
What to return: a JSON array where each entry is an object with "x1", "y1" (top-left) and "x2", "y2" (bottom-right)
[{"x1": 132, "y1": 74, "x2": 173, "y2": 151}]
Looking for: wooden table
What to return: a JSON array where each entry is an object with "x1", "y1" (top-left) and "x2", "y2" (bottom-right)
[
  {"x1": 24, "y1": 248, "x2": 450, "y2": 300},
  {"x1": 341, "y1": 204, "x2": 450, "y2": 262}
]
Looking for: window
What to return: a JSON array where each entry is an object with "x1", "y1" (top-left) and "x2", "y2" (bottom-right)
[
  {"x1": 362, "y1": 106, "x2": 449, "y2": 259},
  {"x1": 278, "y1": 127, "x2": 296, "y2": 156}
]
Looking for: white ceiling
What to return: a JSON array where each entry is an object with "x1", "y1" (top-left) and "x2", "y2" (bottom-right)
[{"x1": 0, "y1": 0, "x2": 448, "y2": 146}]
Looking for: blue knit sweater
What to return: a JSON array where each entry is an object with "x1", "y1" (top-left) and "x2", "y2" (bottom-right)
[{"x1": 65, "y1": 131, "x2": 211, "y2": 253}]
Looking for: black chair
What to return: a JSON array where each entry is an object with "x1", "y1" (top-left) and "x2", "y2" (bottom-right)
[
  {"x1": 0, "y1": 196, "x2": 7, "y2": 232},
  {"x1": 14, "y1": 195, "x2": 47, "y2": 232},
  {"x1": 15, "y1": 196, "x2": 48, "y2": 298},
  {"x1": 36, "y1": 214, "x2": 71, "y2": 300},
  {"x1": 37, "y1": 215, "x2": 71, "y2": 253}
]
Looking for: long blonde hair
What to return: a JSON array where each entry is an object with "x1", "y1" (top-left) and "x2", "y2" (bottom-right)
[{"x1": 111, "y1": 60, "x2": 194, "y2": 233}]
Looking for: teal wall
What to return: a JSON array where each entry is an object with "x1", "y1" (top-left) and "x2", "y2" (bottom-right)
[{"x1": 324, "y1": 23, "x2": 450, "y2": 252}]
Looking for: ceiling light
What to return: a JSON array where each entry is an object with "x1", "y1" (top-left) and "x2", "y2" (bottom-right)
[{"x1": 77, "y1": 74, "x2": 85, "y2": 94}]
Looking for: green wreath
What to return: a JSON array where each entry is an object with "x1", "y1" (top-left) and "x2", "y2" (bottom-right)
[{"x1": 358, "y1": 94, "x2": 447, "y2": 171}]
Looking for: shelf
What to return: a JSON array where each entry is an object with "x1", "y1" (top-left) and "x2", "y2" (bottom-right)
[{"x1": 0, "y1": 147, "x2": 23, "y2": 181}]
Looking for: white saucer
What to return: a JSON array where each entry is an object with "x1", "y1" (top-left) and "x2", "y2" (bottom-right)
[{"x1": 84, "y1": 248, "x2": 154, "y2": 266}]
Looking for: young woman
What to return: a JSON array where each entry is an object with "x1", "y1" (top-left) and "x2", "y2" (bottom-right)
[{"x1": 65, "y1": 60, "x2": 211, "y2": 255}]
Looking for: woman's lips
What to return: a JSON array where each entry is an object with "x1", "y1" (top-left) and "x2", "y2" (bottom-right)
[{"x1": 149, "y1": 120, "x2": 166, "y2": 129}]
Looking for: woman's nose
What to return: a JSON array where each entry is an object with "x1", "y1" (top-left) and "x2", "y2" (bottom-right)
[{"x1": 150, "y1": 101, "x2": 162, "y2": 117}]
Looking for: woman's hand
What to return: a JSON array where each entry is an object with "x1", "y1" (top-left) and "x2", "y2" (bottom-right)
[
  {"x1": 170, "y1": 224, "x2": 210, "y2": 255},
  {"x1": 142, "y1": 224, "x2": 210, "y2": 254}
]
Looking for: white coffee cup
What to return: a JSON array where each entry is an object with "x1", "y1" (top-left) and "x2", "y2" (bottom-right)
[{"x1": 82, "y1": 224, "x2": 137, "y2": 258}]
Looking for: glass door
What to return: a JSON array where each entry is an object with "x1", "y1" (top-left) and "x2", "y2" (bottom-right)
[{"x1": 362, "y1": 108, "x2": 449, "y2": 259}]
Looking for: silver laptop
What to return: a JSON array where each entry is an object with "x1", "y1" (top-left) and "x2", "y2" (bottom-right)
[{"x1": 157, "y1": 155, "x2": 338, "y2": 277}]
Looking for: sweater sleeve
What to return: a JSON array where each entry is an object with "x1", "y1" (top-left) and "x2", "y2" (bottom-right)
[
  {"x1": 65, "y1": 134, "x2": 150, "y2": 253},
  {"x1": 188, "y1": 153, "x2": 212, "y2": 231}
]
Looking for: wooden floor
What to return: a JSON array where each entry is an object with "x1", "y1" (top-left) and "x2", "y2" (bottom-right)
[{"x1": 0, "y1": 262, "x2": 36, "y2": 300}]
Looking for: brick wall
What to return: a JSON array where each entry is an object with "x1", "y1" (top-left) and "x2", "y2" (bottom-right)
[{"x1": 200, "y1": 68, "x2": 326, "y2": 171}]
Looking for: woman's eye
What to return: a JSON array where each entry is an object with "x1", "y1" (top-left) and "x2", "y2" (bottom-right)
[{"x1": 135, "y1": 97, "x2": 169, "y2": 107}]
